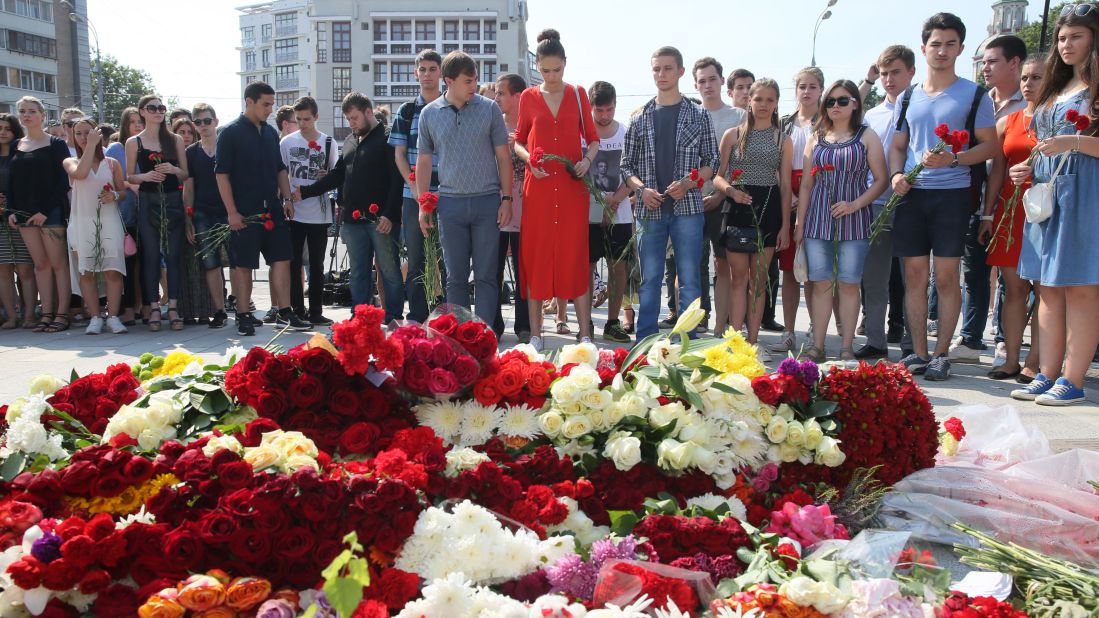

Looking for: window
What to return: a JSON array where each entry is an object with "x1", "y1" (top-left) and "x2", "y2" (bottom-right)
[
  {"x1": 274, "y1": 12, "x2": 297, "y2": 37},
  {"x1": 482, "y1": 61, "x2": 496, "y2": 83},
  {"x1": 275, "y1": 64, "x2": 298, "y2": 89},
  {"x1": 415, "y1": 20, "x2": 435, "y2": 41},
  {"x1": 484, "y1": 44, "x2": 496, "y2": 54},
  {"x1": 377, "y1": 62, "x2": 387, "y2": 82},
  {"x1": 443, "y1": 43, "x2": 458, "y2": 53},
  {"x1": 261, "y1": 23, "x2": 272, "y2": 42},
  {"x1": 443, "y1": 20, "x2": 458, "y2": 40},
  {"x1": 373, "y1": 20, "x2": 387, "y2": 41},
  {"x1": 274, "y1": 38, "x2": 298, "y2": 62},
  {"x1": 391, "y1": 62, "x2": 414, "y2": 83},
  {"x1": 241, "y1": 26, "x2": 254, "y2": 45},
  {"x1": 391, "y1": 20, "x2": 411, "y2": 41},
  {"x1": 244, "y1": 51, "x2": 256, "y2": 71},
  {"x1": 333, "y1": 105, "x2": 350, "y2": 140},
  {"x1": 332, "y1": 22, "x2": 351, "y2": 62},
  {"x1": 262, "y1": 73, "x2": 270, "y2": 83},
  {"x1": 6, "y1": 30, "x2": 56, "y2": 59},
  {"x1": 8, "y1": 67, "x2": 54, "y2": 93},
  {"x1": 10, "y1": 0, "x2": 52, "y2": 22},
  {"x1": 500, "y1": 21, "x2": 508, "y2": 30},
  {"x1": 276, "y1": 91, "x2": 297, "y2": 107},
  {"x1": 0, "y1": 66, "x2": 7, "y2": 86},
  {"x1": 316, "y1": 22, "x2": 327, "y2": 63},
  {"x1": 484, "y1": 21, "x2": 496, "y2": 41},
  {"x1": 261, "y1": 48, "x2": 270, "y2": 67},
  {"x1": 463, "y1": 20, "x2": 480, "y2": 40},
  {"x1": 332, "y1": 67, "x2": 351, "y2": 100},
  {"x1": 246, "y1": 74, "x2": 256, "y2": 84}
]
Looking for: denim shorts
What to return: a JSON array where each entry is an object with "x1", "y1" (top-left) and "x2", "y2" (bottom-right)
[
  {"x1": 803, "y1": 237, "x2": 870, "y2": 284},
  {"x1": 191, "y1": 210, "x2": 228, "y2": 271}
]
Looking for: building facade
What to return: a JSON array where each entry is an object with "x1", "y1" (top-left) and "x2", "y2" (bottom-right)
[
  {"x1": 0, "y1": 0, "x2": 93, "y2": 120},
  {"x1": 973, "y1": 0, "x2": 1029, "y2": 80},
  {"x1": 237, "y1": 0, "x2": 535, "y2": 139}
]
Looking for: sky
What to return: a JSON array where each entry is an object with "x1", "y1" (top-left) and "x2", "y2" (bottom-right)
[{"x1": 87, "y1": 0, "x2": 1042, "y2": 118}]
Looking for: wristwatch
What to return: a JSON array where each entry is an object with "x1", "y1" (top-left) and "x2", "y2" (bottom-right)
[
  {"x1": 949, "y1": 152, "x2": 960, "y2": 168},
  {"x1": 980, "y1": 214, "x2": 994, "y2": 221},
  {"x1": 862, "y1": 78, "x2": 876, "y2": 86},
  {"x1": 501, "y1": 195, "x2": 513, "y2": 202}
]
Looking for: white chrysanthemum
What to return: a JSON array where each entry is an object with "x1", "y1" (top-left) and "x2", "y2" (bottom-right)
[
  {"x1": 115, "y1": 506, "x2": 157, "y2": 529},
  {"x1": 498, "y1": 404, "x2": 541, "y2": 439},
  {"x1": 420, "y1": 572, "x2": 475, "y2": 617},
  {"x1": 222, "y1": 345, "x2": 248, "y2": 366},
  {"x1": 686, "y1": 493, "x2": 748, "y2": 521},
  {"x1": 728, "y1": 430, "x2": 769, "y2": 469},
  {"x1": 416, "y1": 401, "x2": 464, "y2": 444},
  {"x1": 529, "y1": 595, "x2": 590, "y2": 618},
  {"x1": 20, "y1": 393, "x2": 50, "y2": 419},
  {"x1": 458, "y1": 401, "x2": 501, "y2": 446},
  {"x1": 587, "y1": 594, "x2": 654, "y2": 618},
  {"x1": 653, "y1": 599, "x2": 693, "y2": 618},
  {"x1": 26, "y1": 375, "x2": 64, "y2": 397}
]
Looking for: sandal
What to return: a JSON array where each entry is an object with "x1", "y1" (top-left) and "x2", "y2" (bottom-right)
[
  {"x1": 1016, "y1": 368, "x2": 1038, "y2": 384},
  {"x1": 32, "y1": 313, "x2": 54, "y2": 333},
  {"x1": 803, "y1": 345, "x2": 826, "y2": 363},
  {"x1": 43, "y1": 315, "x2": 70, "y2": 333},
  {"x1": 839, "y1": 348, "x2": 856, "y2": 362},
  {"x1": 148, "y1": 309, "x2": 162, "y2": 332},
  {"x1": 988, "y1": 364, "x2": 1022, "y2": 380},
  {"x1": 1, "y1": 318, "x2": 17, "y2": 330},
  {"x1": 168, "y1": 308, "x2": 184, "y2": 331},
  {"x1": 555, "y1": 321, "x2": 571, "y2": 335}
]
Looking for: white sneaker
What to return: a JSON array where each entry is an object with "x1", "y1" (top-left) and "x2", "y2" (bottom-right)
[
  {"x1": 530, "y1": 335, "x2": 544, "y2": 352},
  {"x1": 105, "y1": 316, "x2": 128, "y2": 334},
  {"x1": 579, "y1": 336, "x2": 592, "y2": 344},
  {"x1": 991, "y1": 342, "x2": 1007, "y2": 369},
  {"x1": 756, "y1": 347, "x2": 773, "y2": 362},
  {"x1": 85, "y1": 315, "x2": 103, "y2": 335},
  {"x1": 927, "y1": 319, "x2": 939, "y2": 337},
  {"x1": 769, "y1": 331, "x2": 795, "y2": 353},
  {"x1": 947, "y1": 338, "x2": 982, "y2": 363}
]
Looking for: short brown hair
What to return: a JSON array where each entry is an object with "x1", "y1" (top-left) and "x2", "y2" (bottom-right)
[
  {"x1": 496, "y1": 73, "x2": 527, "y2": 96},
  {"x1": 275, "y1": 105, "x2": 296, "y2": 132},
  {"x1": 292, "y1": 96, "x2": 319, "y2": 116},
  {"x1": 441, "y1": 51, "x2": 477, "y2": 81},
  {"x1": 192, "y1": 102, "x2": 217, "y2": 119},
  {"x1": 652, "y1": 46, "x2": 683, "y2": 68},
  {"x1": 877, "y1": 45, "x2": 916, "y2": 70},
  {"x1": 692, "y1": 57, "x2": 723, "y2": 81},
  {"x1": 341, "y1": 92, "x2": 373, "y2": 114}
]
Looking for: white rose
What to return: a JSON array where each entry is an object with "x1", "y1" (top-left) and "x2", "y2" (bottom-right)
[
  {"x1": 570, "y1": 367, "x2": 601, "y2": 391},
  {"x1": 559, "y1": 342, "x2": 599, "y2": 368},
  {"x1": 137, "y1": 427, "x2": 172, "y2": 451},
  {"x1": 691, "y1": 446, "x2": 718, "y2": 473},
  {"x1": 618, "y1": 393, "x2": 648, "y2": 419},
  {"x1": 244, "y1": 445, "x2": 282, "y2": 470},
  {"x1": 766, "y1": 444, "x2": 783, "y2": 463},
  {"x1": 780, "y1": 576, "x2": 819, "y2": 607},
  {"x1": 561, "y1": 415, "x2": 594, "y2": 440},
  {"x1": 27, "y1": 375, "x2": 65, "y2": 396},
  {"x1": 445, "y1": 448, "x2": 491, "y2": 477},
  {"x1": 646, "y1": 339, "x2": 680, "y2": 366},
  {"x1": 539, "y1": 412, "x2": 565, "y2": 437},
  {"x1": 755, "y1": 404, "x2": 773, "y2": 426},
  {"x1": 678, "y1": 418, "x2": 713, "y2": 445},
  {"x1": 588, "y1": 409, "x2": 611, "y2": 432},
  {"x1": 785, "y1": 420, "x2": 806, "y2": 447},
  {"x1": 550, "y1": 380, "x2": 580, "y2": 405},
  {"x1": 815, "y1": 437, "x2": 846, "y2": 467},
  {"x1": 580, "y1": 389, "x2": 612, "y2": 411},
  {"x1": 808, "y1": 580, "x2": 849, "y2": 614},
  {"x1": 656, "y1": 438, "x2": 694, "y2": 470},
  {"x1": 778, "y1": 442, "x2": 801, "y2": 463},
  {"x1": 602, "y1": 432, "x2": 642, "y2": 471},
  {"x1": 558, "y1": 401, "x2": 584, "y2": 416},
  {"x1": 649, "y1": 402, "x2": 685, "y2": 430},
  {"x1": 803, "y1": 419, "x2": 824, "y2": 450},
  {"x1": 284, "y1": 454, "x2": 319, "y2": 472},
  {"x1": 765, "y1": 416, "x2": 789, "y2": 443},
  {"x1": 776, "y1": 403, "x2": 796, "y2": 421},
  {"x1": 604, "y1": 402, "x2": 627, "y2": 426},
  {"x1": 202, "y1": 434, "x2": 243, "y2": 458}
]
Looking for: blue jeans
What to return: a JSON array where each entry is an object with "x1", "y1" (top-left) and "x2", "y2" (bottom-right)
[
  {"x1": 402, "y1": 197, "x2": 445, "y2": 323},
  {"x1": 637, "y1": 213, "x2": 704, "y2": 340},
  {"x1": 959, "y1": 213, "x2": 991, "y2": 349},
  {"x1": 340, "y1": 222, "x2": 405, "y2": 322},
  {"x1": 437, "y1": 193, "x2": 501, "y2": 325}
]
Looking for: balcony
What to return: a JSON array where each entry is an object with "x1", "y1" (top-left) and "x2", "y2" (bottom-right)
[
  {"x1": 276, "y1": 24, "x2": 298, "y2": 37},
  {"x1": 241, "y1": 37, "x2": 256, "y2": 47},
  {"x1": 244, "y1": 61, "x2": 257, "y2": 72},
  {"x1": 261, "y1": 34, "x2": 272, "y2": 44},
  {"x1": 276, "y1": 76, "x2": 299, "y2": 89},
  {"x1": 333, "y1": 49, "x2": 351, "y2": 63},
  {"x1": 391, "y1": 85, "x2": 418, "y2": 98},
  {"x1": 275, "y1": 51, "x2": 298, "y2": 63},
  {"x1": 374, "y1": 85, "x2": 387, "y2": 97}
]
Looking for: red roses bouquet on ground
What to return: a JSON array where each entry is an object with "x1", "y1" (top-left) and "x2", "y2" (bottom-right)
[
  {"x1": 632, "y1": 513, "x2": 751, "y2": 564},
  {"x1": 427, "y1": 305, "x2": 498, "y2": 366},
  {"x1": 389, "y1": 321, "x2": 483, "y2": 399},
  {"x1": 47, "y1": 364, "x2": 139, "y2": 435},
  {"x1": 593, "y1": 559, "x2": 713, "y2": 615}
]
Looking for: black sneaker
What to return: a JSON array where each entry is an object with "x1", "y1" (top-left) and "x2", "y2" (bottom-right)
[
  {"x1": 225, "y1": 295, "x2": 236, "y2": 313},
  {"x1": 658, "y1": 314, "x2": 678, "y2": 329},
  {"x1": 275, "y1": 309, "x2": 313, "y2": 331},
  {"x1": 237, "y1": 313, "x2": 256, "y2": 336},
  {"x1": 887, "y1": 322, "x2": 904, "y2": 344},
  {"x1": 209, "y1": 310, "x2": 228, "y2": 329},
  {"x1": 924, "y1": 354, "x2": 951, "y2": 381},
  {"x1": 262, "y1": 307, "x2": 278, "y2": 324},
  {"x1": 854, "y1": 344, "x2": 888, "y2": 360},
  {"x1": 900, "y1": 353, "x2": 931, "y2": 375},
  {"x1": 760, "y1": 318, "x2": 785, "y2": 333},
  {"x1": 603, "y1": 320, "x2": 631, "y2": 343},
  {"x1": 247, "y1": 313, "x2": 264, "y2": 327},
  {"x1": 309, "y1": 314, "x2": 334, "y2": 326}
]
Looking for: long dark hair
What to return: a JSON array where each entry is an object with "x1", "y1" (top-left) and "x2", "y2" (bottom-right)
[
  {"x1": 815, "y1": 80, "x2": 863, "y2": 137},
  {"x1": 0, "y1": 113, "x2": 25, "y2": 155},
  {"x1": 117, "y1": 106, "x2": 142, "y2": 145},
  {"x1": 1036, "y1": 8, "x2": 1099, "y2": 136},
  {"x1": 73, "y1": 118, "x2": 104, "y2": 162},
  {"x1": 136, "y1": 94, "x2": 176, "y2": 154}
]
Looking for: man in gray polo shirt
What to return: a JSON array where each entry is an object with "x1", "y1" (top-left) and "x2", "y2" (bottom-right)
[{"x1": 416, "y1": 51, "x2": 514, "y2": 326}]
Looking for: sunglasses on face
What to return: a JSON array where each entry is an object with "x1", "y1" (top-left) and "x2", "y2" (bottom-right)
[
  {"x1": 144, "y1": 105, "x2": 168, "y2": 114},
  {"x1": 193, "y1": 118, "x2": 215, "y2": 126},
  {"x1": 1062, "y1": 3, "x2": 1098, "y2": 17},
  {"x1": 824, "y1": 96, "x2": 853, "y2": 109}
]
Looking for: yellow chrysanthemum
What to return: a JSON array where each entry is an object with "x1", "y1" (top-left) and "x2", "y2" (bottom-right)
[
  {"x1": 64, "y1": 473, "x2": 180, "y2": 515},
  {"x1": 702, "y1": 344, "x2": 736, "y2": 374},
  {"x1": 152, "y1": 351, "x2": 203, "y2": 377},
  {"x1": 727, "y1": 355, "x2": 766, "y2": 379}
]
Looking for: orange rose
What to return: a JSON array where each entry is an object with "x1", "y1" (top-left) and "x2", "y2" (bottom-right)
[
  {"x1": 177, "y1": 575, "x2": 226, "y2": 611},
  {"x1": 270, "y1": 589, "x2": 300, "y2": 607},
  {"x1": 192, "y1": 607, "x2": 237, "y2": 618},
  {"x1": 225, "y1": 576, "x2": 272, "y2": 610},
  {"x1": 206, "y1": 569, "x2": 232, "y2": 585},
  {"x1": 138, "y1": 594, "x2": 185, "y2": 618}
]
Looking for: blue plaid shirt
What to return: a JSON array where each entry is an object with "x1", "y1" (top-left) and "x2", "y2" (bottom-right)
[
  {"x1": 621, "y1": 97, "x2": 718, "y2": 220},
  {"x1": 389, "y1": 94, "x2": 440, "y2": 199}
]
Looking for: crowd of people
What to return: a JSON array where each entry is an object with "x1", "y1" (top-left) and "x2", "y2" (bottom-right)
[{"x1": 1, "y1": 6, "x2": 1098, "y2": 406}]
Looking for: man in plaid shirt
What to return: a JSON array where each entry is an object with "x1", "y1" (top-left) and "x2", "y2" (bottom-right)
[{"x1": 622, "y1": 45, "x2": 718, "y2": 340}]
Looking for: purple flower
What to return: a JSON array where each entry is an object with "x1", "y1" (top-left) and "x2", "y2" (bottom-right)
[
  {"x1": 255, "y1": 599, "x2": 296, "y2": 618},
  {"x1": 777, "y1": 357, "x2": 801, "y2": 378},
  {"x1": 710, "y1": 554, "x2": 744, "y2": 579},
  {"x1": 798, "y1": 359, "x2": 820, "y2": 385},
  {"x1": 590, "y1": 535, "x2": 638, "y2": 567},
  {"x1": 30, "y1": 531, "x2": 62, "y2": 564},
  {"x1": 545, "y1": 553, "x2": 599, "y2": 599}
]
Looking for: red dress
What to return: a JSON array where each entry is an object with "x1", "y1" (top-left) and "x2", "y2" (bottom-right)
[
  {"x1": 987, "y1": 109, "x2": 1036, "y2": 268},
  {"x1": 516, "y1": 84, "x2": 600, "y2": 300}
]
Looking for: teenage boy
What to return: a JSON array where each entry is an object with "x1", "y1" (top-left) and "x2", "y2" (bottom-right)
[
  {"x1": 215, "y1": 81, "x2": 310, "y2": 336},
  {"x1": 281, "y1": 96, "x2": 338, "y2": 326},
  {"x1": 587, "y1": 80, "x2": 635, "y2": 343},
  {"x1": 950, "y1": 34, "x2": 1028, "y2": 364},
  {"x1": 493, "y1": 72, "x2": 532, "y2": 342},
  {"x1": 415, "y1": 51, "x2": 513, "y2": 326},
  {"x1": 890, "y1": 13, "x2": 997, "y2": 380},
  {"x1": 694, "y1": 57, "x2": 745, "y2": 336},
  {"x1": 184, "y1": 103, "x2": 229, "y2": 328},
  {"x1": 855, "y1": 45, "x2": 917, "y2": 359},
  {"x1": 622, "y1": 46, "x2": 718, "y2": 341},
  {"x1": 169, "y1": 109, "x2": 193, "y2": 124},
  {"x1": 301, "y1": 93, "x2": 405, "y2": 320},
  {"x1": 392, "y1": 49, "x2": 443, "y2": 323},
  {"x1": 727, "y1": 69, "x2": 754, "y2": 111}
]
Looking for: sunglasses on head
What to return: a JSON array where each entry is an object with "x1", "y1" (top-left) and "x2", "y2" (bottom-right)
[
  {"x1": 64, "y1": 120, "x2": 80, "y2": 127},
  {"x1": 824, "y1": 96, "x2": 853, "y2": 109},
  {"x1": 193, "y1": 118, "x2": 215, "y2": 126},
  {"x1": 1062, "y1": 3, "x2": 1098, "y2": 17},
  {"x1": 144, "y1": 104, "x2": 168, "y2": 114}
]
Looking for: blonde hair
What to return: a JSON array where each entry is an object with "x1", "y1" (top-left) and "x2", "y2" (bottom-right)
[
  {"x1": 734, "y1": 78, "x2": 781, "y2": 159},
  {"x1": 15, "y1": 96, "x2": 44, "y2": 113},
  {"x1": 794, "y1": 66, "x2": 825, "y2": 89}
]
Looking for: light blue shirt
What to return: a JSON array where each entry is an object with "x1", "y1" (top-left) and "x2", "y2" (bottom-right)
[
  {"x1": 417, "y1": 93, "x2": 509, "y2": 197},
  {"x1": 894, "y1": 78, "x2": 995, "y2": 190}
]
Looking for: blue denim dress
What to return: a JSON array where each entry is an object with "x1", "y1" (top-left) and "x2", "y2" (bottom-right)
[{"x1": 1018, "y1": 90, "x2": 1099, "y2": 286}]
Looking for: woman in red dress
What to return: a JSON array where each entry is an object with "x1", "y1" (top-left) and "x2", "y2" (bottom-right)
[
  {"x1": 514, "y1": 29, "x2": 600, "y2": 351},
  {"x1": 980, "y1": 55, "x2": 1043, "y2": 382}
]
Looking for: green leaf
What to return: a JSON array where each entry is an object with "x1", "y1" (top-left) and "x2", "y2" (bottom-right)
[
  {"x1": 322, "y1": 577, "x2": 363, "y2": 618},
  {"x1": 347, "y1": 557, "x2": 372, "y2": 587},
  {"x1": 607, "y1": 510, "x2": 640, "y2": 537},
  {"x1": 190, "y1": 382, "x2": 221, "y2": 393},
  {"x1": 820, "y1": 419, "x2": 838, "y2": 432},
  {"x1": 665, "y1": 365, "x2": 690, "y2": 401},
  {"x1": 708, "y1": 381, "x2": 742, "y2": 395},
  {"x1": 301, "y1": 606, "x2": 317, "y2": 618},
  {"x1": 621, "y1": 333, "x2": 662, "y2": 375},
  {"x1": 806, "y1": 400, "x2": 838, "y2": 419},
  {"x1": 715, "y1": 576, "x2": 743, "y2": 597},
  {"x1": 70, "y1": 368, "x2": 79, "y2": 383},
  {"x1": 203, "y1": 390, "x2": 230, "y2": 414},
  {"x1": 320, "y1": 549, "x2": 353, "y2": 582},
  {"x1": 0, "y1": 452, "x2": 26, "y2": 481}
]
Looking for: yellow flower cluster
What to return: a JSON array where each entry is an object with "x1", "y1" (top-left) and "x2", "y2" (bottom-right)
[
  {"x1": 701, "y1": 328, "x2": 766, "y2": 379},
  {"x1": 65, "y1": 474, "x2": 179, "y2": 516},
  {"x1": 152, "y1": 351, "x2": 204, "y2": 378}
]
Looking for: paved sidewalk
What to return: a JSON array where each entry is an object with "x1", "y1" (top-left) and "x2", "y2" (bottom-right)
[{"x1": 3, "y1": 281, "x2": 1097, "y2": 452}]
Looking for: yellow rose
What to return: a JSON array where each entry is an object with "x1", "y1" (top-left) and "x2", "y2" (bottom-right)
[
  {"x1": 5, "y1": 398, "x2": 25, "y2": 423},
  {"x1": 243, "y1": 445, "x2": 282, "y2": 471},
  {"x1": 268, "y1": 431, "x2": 318, "y2": 458},
  {"x1": 539, "y1": 412, "x2": 565, "y2": 437},
  {"x1": 225, "y1": 576, "x2": 272, "y2": 611},
  {"x1": 177, "y1": 575, "x2": 226, "y2": 611},
  {"x1": 138, "y1": 594, "x2": 186, "y2": 618}
]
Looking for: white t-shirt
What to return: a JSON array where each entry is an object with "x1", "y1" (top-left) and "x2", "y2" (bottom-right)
[
  {"x1": 588, "y1": 122, "x2": 633, "y2": 224},
  {"x1": 702, "y1": 105, "x2": 746, "y2": 197},
  {"x1": 280, "y1": 131, "x2": 338, "y2": 224}
]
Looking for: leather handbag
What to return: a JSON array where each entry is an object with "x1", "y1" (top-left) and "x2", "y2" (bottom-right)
[{"x1": 1023, "y1": 152, "x2": 1069, "y2": 224}]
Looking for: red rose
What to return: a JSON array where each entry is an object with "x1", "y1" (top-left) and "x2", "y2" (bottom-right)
[
  {"x1": 473, "y1": 378, "x2": 502, "y2": 405},
  {"x1": 240, "y1": 418, "x2": 281, "y2": 447},
  {"x1": 122, "y1": 456, "x2": 154, "y2": 484},
  {"x1": 751, "y1": 375, "x2": 783, "y2": 406},
  {"x1": 404, "y1": 361, "x2": 432, "y2": 394},
  {"x1": 263, "y1": 219, "x2": 275, "y2": 231},
  {"x1": 429, "y1": 368, "x2": 460, "y2": 395},
  {"x1": 162, "y1": 525, "x2": 205, "y2": 570},
  {"x1": 455, "y1": 321, "x2": 483, "y2": 349},
  {"x1": 352, "y1": 210, "x2": 363, "y2": 220},
  {"x1": 289, "y1": 374, "x2": 326, "y2": 409},
  {"x1": 228, "y1": 527, "x2": 272, "y2": 562},
  {"x1": 526, "y1": 367, "x2": 552, "y2": 396},
  {"x1": 299, "y1": 348, "x2": 336, "y2": 375},
  {"x1": 92, "y1": 470, "x2": 127, "y2": 498},
  {"x1": 196, "y1": 511, "x2": 239, "y2": 544},
  {"x1": 92, "y1": 583, "x2": 140, "y2": 618},
  {"x1": 78, "y1": 568, "x2": 111, "y2": 594},
  {"x1": 256, "y1": 390, "x2": 288, "y2": 419},
  {"x1": 451, "y1": 355, "x2": 480, "y2": 386},
  {"x1": 217, "y1": 460, "x2": 255, "y2": 490},
  {"x1": 59, "y1": 460, "x2": 99, "y2": 497},
  {"x1": 430, "y1": 338, "x2": 458, "y2": 367},
  {"x1": 340, "y1": 422, "x2": 382, "y2": 454},
  {"x1": 328, "y1": 388, "x2": 361, "y2": 416},
  {"x1": 368, "y1": 203, "x2": 379, "y2": 214},
  {"x1": 497, "y1": 365, "x2": 526, "y2": 397},
  {"x1": 428, "y1": 313, "x2": 458, "y2": 337}
]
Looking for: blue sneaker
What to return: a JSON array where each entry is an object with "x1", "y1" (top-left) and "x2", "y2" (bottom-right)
[
  {"x1": 900, "y1": 353, "x2": 931, "y2": 375},
  {"x1": 1011, "y1": 373, "x2": 1053, "y2": 401},
  {"x1": 1035, "y1": 378, "x2": 1087, "y2": 406}
]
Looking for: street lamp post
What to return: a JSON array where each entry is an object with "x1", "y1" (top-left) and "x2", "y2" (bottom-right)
[
  {"x1": 60, "y1": 1, "x2": 103, "y2": 123},
  {"x1": 811, "y1": 0, "x2": 839, "y2": 67}
]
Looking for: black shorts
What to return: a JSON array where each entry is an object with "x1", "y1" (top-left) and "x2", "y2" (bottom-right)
[
  {"x1": 588, "y1": 223, "x2": 633, "y2": 263},
  {"x1": 191, "y1": 210, "x2": 228, "y2": 271},
  {"x1": 891, "y1": 188, "x2": 970, "y2": 258},
  {"x1": 703, "y1": 207, "x2": 727, "y2": 258},
  {"x1": 721, "y1": 184, "x2": 783, "y2": 249},
  {"x1": 228, "y1": 218, "x2": 292, "y2": 270}
]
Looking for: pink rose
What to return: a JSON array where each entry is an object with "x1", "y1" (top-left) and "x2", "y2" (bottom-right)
[{"x1": 428, "y1": 368, "x2": 460, "y2": 395}]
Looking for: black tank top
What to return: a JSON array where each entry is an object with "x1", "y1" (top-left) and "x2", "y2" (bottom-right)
[{"x1": 135, "y1": 136, "x2": 180, "y2": 193}]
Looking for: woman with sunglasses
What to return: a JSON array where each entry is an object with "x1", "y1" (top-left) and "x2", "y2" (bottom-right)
[
  {"x1": 0, "y1": 113, "x2": 37, "y2": 329},
  {"x1": 713, "y1": 78, "x2": 793, "y2": 358},
  {"x1": 7, "y1": 96, "x2": 72, "y2": 333},
  {"x1": 794, "y1": 80, "x2": 888, "y2": 362},
  {"x1": 104, "y1": 106, "x2": 143, "y2": 326},
  {"x1": 171, "y1": 116, "x2": 216, "y2": 326},
  {"x1": 125, "y1": 95, "x2": 189, "y2": 332},
  {"x1": 1010, "y1": 3, "x2": 1099, "y2": 406}
]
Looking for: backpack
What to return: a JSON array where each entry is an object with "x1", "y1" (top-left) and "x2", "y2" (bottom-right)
[{"x1": 894, "y1": 82, "x2": 989, "y2": 211}]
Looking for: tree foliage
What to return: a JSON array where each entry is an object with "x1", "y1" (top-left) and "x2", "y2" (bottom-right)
[
  {"x1": 863, "y1": 86, "x2": 883, "y2": 110},
  {"x1": 89, "y1": 52, "x2": 157, "y2": 125},
  {"x1": 1018, "y1": 2, "x2": 1070, "y2": 56}
]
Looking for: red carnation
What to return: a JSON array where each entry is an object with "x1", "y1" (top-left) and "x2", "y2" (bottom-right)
[
  {"x1": 731, "y1": 169, "x2": 744, "y2": 182},
  {"x1": 368, "y1": 203, "x2": 379, "y2": 215},
  {"x1": 418, "y1": 191, "x2": 439, "y2": 214},
  {"x1": 529, "y1": 147, "x2": 545, "y2": 169},
  {"x1": 689, "y1": 168, "x2": 700, "y2": 181},
  {"x1": 934, "y1": 123, "x2": 950, "y2": 138},
  {"x1": 308, "y1": 140, "x2": 321, "y2": 151},
  {"x1": 263, "y1": 219, "x2": 275, "y2": 231},
  {"x1": 1076, "y1": 116, "x2": 1092, "y2": 131},
  {"x1": 352, "y1": 210, "x2": 363, "y2": 220},
  {"x1": 7, "y1": 556, "x2": 44, "y2": 589},
  {"x1": 1066, "y1": 108, "x2": 1081, "y2": 122},
  {"x1": 943, "y1": 416, "x2": 966, "y2": 441},
  {"x1": 823, "y1": 164, "x2": 835, "y2": 171}
]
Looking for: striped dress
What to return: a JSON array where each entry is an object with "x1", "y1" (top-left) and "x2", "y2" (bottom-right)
[{"x1": 803, "y1": 126, "x2": 873, "y2": 241}]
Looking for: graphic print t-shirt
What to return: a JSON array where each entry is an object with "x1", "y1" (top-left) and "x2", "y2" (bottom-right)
[
  {"x1": 588, "y1": 122, "x2": 633, "y2": 224},
  {"x1": 280, "y1": 131, "x2": 338, "y2": 224}
]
